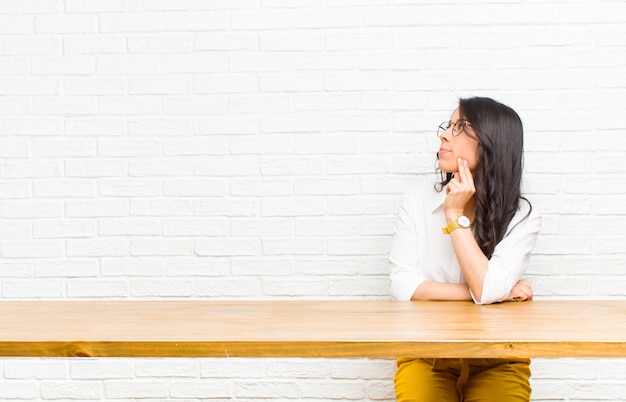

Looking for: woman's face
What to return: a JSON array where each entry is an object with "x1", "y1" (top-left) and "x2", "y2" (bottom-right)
[{"x1": 437, "y1": 108, "x2": 479, "y2": 173}]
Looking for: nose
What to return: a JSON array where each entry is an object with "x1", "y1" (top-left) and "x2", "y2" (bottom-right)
[{"x1": 438, "y1": 128, "x2": 451, "y2": 142}]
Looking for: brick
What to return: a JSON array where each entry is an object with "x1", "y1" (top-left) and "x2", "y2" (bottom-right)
[
  {"x1": 136, "y1": 359, "x2": 199, "y2": 378},
  {"x1": 161, "y1": 54, "x2": 227, "y2": 74},
  {"x1": 100, "y1": 14, "x2": 164, "y2": 32},
  {"x1": 35, "y1": 259, "x2": 99, "y2": 278},
  {"x1": 169, "y1": 380, "x2": 232, "y2": 398},
  {"x1": 232, "y1": 10, "x2": 295, "y2": 30},
  {"x1": 0, "y1": 77, "x2": 57, "y2": 95},
  {"x1": 0, "y1": 182, "x2": 30, "y2": 199},
  {"x1": 162, "y1": 218, "x2": 227, "y2": 236},
  {"x1": 326, "y1": 32, "x2": 390, "y2": 51},
  {"x1": 2, "y1": 279, "x2": 64, "y2": 298},
  {"x1": 100, "y1": 178, "x2": 162, "y2": 197},
  {"x1": 193, "y1": 198, "x2": 256, "y2": 217},
  {"x1": 128, "y1": 34, "x2": 194, "y2": 54},
  {"x1": 200, "y1": 358, "x2": 265, "y2": 378},
  {"x1": 325, "y1": 72, "x2": 391, "y2": 91},
  {"x1": 41, "y1": 381, "x2": 103, "y2": 399},
  {"x1": 129, "y1": 118, "x2": 192, "y2": 136},
  {"x1": 195, "y1": 156, "x2": 259, "y2": 176},
  {"x1": 99, "y1": 96, "x2": 162, "y2": 115},
  {"x1": 130, "y1": 77, "x2": 191, "y2": 95},
  {"x1": 65, "y1": 199, "x2": 129, "y2": 218},
  {"x1": 195, "y1": 238, "x2": 261, "y2": 257},
  {"x1": 262, "y1": 238, "x2": 326, "y2": 255},
  {"x1": 327, "y1": 237, "x2": 391, "y2": 256},
  {"x1": 230, "y1": 178, "x2": 293, "y2": 196},
  {"x1": 71, "y1": 360, "x2": 134, "y2": 379},
  {"x1": 194, "y1": 117, "x2": 258, "y2": 135},
  {"x1": 296, "y1": 258, "x2": 360, "y2": 276},
  {"x1": 65, "y1": 118, "x2": 127, "y2": 136},
  {"x1": 131, "y1": 238, "x2": 193, "y2": 256},
  {"x1": 260, "y1": 31, "x2": 325, "y2": 52},
  {"x1": 65, "y1": 159, "x2": 127, "y2": 177},
  {"x1": 96, "y1": 55, "x2": 160, "y2": 75},
  {"x1": 101, "y1": 257, "x2": 165, "y2": 277},
  {"x1": 261, "y1": 197, "x2": 326, "y2": 217},
  {"x1": 34, "y1": 219, "x2": 97, "y2": 239},
  {"x1": 230, "y1": 218, "x2": 294, "y2": 237},
  {"x1": 294, "y1": 54, "x2": 356, "y2": 71},
  {"x1": 130, "y1": 0, "x2": 193, "y2": 11},
  {"x1": 33, "y1": 179, "x2": 96, "y2": 198},
  {"x1": 63, "y1": 34, "x2": 126, "y2": 54},
  {"x1": 163, "y1": 178, "x2": 226, "y2": 196},
  {"x1": 66, "y1": 238, "x2": 129, "y2": 257},
  {"x1": 166, "y1": 257, "x2": 229, "y2": 277},
  {"x1": 67, "y1": 279, "x2": 129, "y2": 298},
  {"x1": 98, "y1": 218, "x2": 161, "y2": 236},
  {"x1": 104, "y1": 380, "x2": 169, "y2": 398},
  {"x1": 34, "y1": 97, "x2": 97, "y2": 115},
  {"x1": 260, "y1": 74, "x2": 324, "y2": 92},
  {"x1": 0, "y1": 35, "x2": 58, "y2": 56},
  {"x1": 195, "y1": 32, "x2": 258, "y2": 51},
  {"x1": 263, "y1": 278, "x2": 329, "y2": 296},
  {"x1": 1, "y1": 240, "x2": 63, "y2": 258},
  {"x1": 129, "y1": 159, "x2": 194, "y2": 177},
  {"x1": 230, "y1": 134, "x2": 295, "y2": 155},
  {"x1": 195, "y1": 277, "x2": 262, "y2": 297},
  {"x1": 194, "y1": 74, "x2": 258, "y2": 94},
  {"x1": 300, "y1": 380, "x2": 364, "y2": 399},
  {"x1": 229, "y1": 54, "x2": 293, "y2": 73},
  {"x1": 0, "y1": 382, "x2": 39, "y2": 399},
  {"x1": 3, "y1": 360, "x2": 67, "y2": 379},
  {"x1": 260, "y1": 156, "x2": 324, "y2": 176},
  {"x1": 268, "y1": 360, "x2": 330, "y2": 379},
  {"x1": 162, "y1": 11, "x2": 230, "y2": 31},
  {"x1": 0, "y1": 0, "x2": 58, "y2": 13},
  {"x1": 231, "y1": 258, "x2": 294, "y2": 276},
  {"x1": 0, "y1": 96, "x2": 30, "y2": 113},
  {"x1": 326, "y1": 113, "x2": 391, "y2": 132},
  {"x1": 35, "y1": 15, "x2": 97, "y2": 33},
  {"x1": 130, "y1": 278, "x2": 195, "y2": 296},
  {"x1": 131, "y1": 199, "x2": 193, "y2": 217},
  {"x1": 295, "y1": 178, "x2": 359, "y2": 195},
  {"x1": 296, "y1": 8, "x2": 362, "y2": 28},
  {"x1": 0, "y1": 262, "x2": 32, "y2": 278}
]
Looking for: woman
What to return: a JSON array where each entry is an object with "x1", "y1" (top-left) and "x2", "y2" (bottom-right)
[{"x1": 389, "y1": 97, "x2": 541, "y2": 401}]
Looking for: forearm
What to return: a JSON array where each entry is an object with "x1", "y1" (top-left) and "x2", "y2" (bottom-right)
[
  {"x1": 448, "y1": 227, "x2": 489, "y2": 301},
  {"x1": 412, "y1": 280, "x2": 472, "y2": 301}
]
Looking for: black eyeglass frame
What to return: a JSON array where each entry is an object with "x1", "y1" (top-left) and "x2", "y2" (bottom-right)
[{"x1": 436, "y1": 119, "x2": 473, "y2": 138}]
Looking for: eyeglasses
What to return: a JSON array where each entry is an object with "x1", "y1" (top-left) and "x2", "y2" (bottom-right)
[{"x1": 437, "y1": 119, "x2": 472, "y2": 138}]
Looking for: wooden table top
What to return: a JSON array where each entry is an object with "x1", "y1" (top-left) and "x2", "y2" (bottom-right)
[{"x1": 1, "y1": 300, "x2": 625, "y2": 358}]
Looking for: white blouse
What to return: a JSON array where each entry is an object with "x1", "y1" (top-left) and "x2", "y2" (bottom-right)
[{"x1": 389, "y1": 185, "x2": 541, "y2": 305}]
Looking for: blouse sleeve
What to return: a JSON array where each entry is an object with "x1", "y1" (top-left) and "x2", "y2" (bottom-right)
[
  {"x1": 474, "y1": 201, "x2": 541, "y2": 305},
  {"x1": 389, "y1": 191, "x2": 426, "y2": 300}
]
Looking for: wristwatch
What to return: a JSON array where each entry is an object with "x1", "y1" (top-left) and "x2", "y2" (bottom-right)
[{"x1": 441, "y1": 215, "x2": 471, "y2": 234}]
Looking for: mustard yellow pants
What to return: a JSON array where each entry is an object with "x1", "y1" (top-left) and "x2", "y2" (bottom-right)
[{"x1": 395, "y1": 358, "x2": 531, "y2": 402}]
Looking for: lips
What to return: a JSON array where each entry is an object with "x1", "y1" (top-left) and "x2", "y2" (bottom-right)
[{"x1": 438, "y1": 148, "x2": 451, "y2": 154}]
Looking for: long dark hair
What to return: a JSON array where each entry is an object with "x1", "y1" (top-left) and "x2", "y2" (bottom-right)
[{"x1": 436, "y1": 97, "x2": 531, "y2": 258}]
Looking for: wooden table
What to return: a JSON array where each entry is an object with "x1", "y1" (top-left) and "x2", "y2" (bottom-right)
[{"x1": 1, "y1": 300, "x2": 625, "y2": 359}]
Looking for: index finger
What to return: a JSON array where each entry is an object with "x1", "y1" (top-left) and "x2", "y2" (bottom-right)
[{"x1": 458, "y1": 158, "x2": 474, "y2": 186}]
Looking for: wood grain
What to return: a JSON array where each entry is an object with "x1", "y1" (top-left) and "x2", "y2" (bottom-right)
[{"x1": 1, "y1": 300, "x2": 625, "y2": 358}]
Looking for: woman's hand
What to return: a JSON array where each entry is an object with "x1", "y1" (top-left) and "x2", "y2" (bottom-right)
[
  {"x1": 443, "y1": 158, "x2": 476, "y2": 219},
  {"x1": 507, "y1": 280, "x2": 533, "y2": 302}
]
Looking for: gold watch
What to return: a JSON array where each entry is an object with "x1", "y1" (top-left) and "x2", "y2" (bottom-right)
[{"x1": 441, "y1": 215, "x2": 471, "y2": 234}]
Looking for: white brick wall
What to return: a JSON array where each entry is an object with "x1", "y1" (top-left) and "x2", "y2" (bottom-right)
[{"x1": 1, "y1": 0, "x2": 625, "y2": 400}]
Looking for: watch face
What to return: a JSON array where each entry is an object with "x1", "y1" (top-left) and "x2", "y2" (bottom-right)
[{"x1": 458, "y1": 216, "x2": 471, "y2": 228}]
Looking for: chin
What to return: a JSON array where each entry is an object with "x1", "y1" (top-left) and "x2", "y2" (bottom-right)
[{"x1": 437, "y1": 161, "x2": 455, "y2": 173}]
